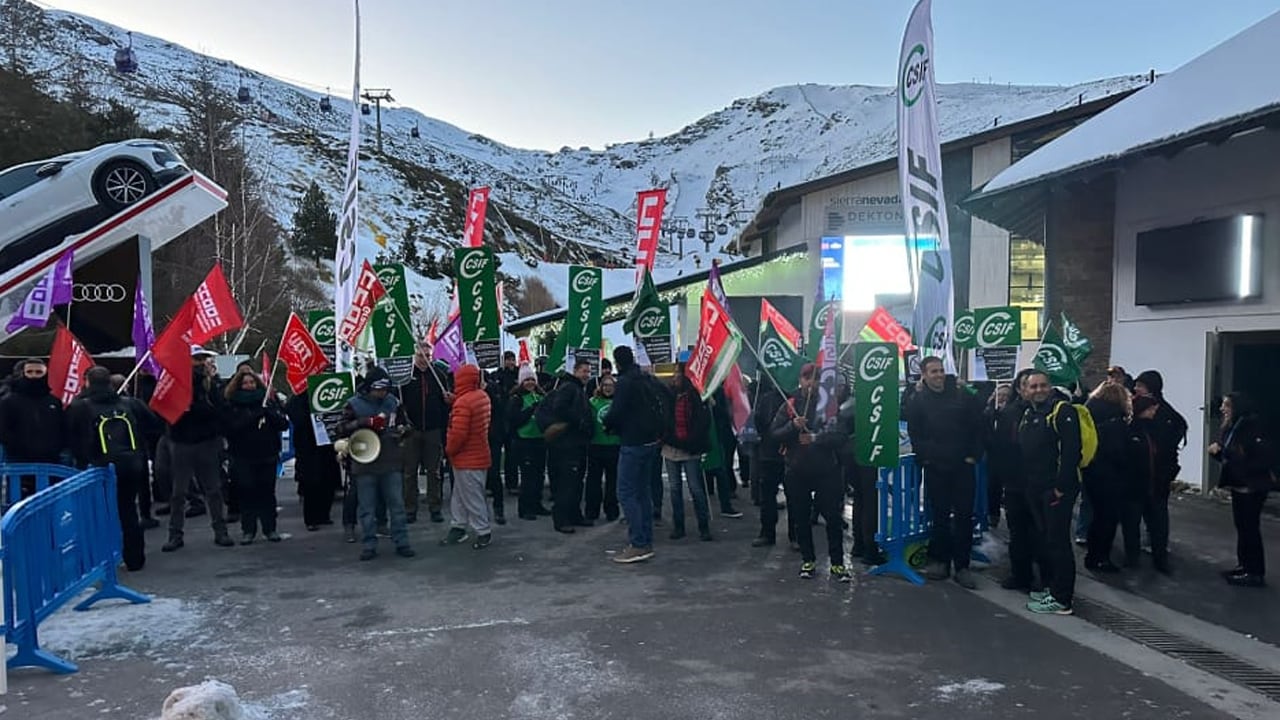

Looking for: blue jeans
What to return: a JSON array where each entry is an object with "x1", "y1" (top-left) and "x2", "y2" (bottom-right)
[
  {"x1": 617, "y1": 444, "x2": 657, "y2": 549},
  {"x1": 665, "y1": 457, "x2": 710, "y2": 533},
  {"x1": 356, "y1": 472, "x2": 410, "y2": 551}
]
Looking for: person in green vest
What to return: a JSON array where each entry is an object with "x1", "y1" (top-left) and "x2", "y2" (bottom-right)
[
  {"x1": 506, "y1": 364, "x2": 549, "y2": 520},
  {"x1": 585, "y1": 374, "x2": 621, "y2": 522}
]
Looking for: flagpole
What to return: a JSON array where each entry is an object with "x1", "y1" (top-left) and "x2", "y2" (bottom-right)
[
  {"x1": 262, "y1": 356, "x2": 282, "y2": 406},
  {"x1": 737, "y1": 339, "x2": 796, "y2": 415},
  {"x1": 117, "y1": 350, "x2": 153, "y2": 394}
]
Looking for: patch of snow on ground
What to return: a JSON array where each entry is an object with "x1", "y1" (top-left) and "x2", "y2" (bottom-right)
[
  {"x1": 935, "y1": 678, "x2": 1006, "y2": 701},
  {"x1": 155, "y1": 681, "x2": 311, "y2": 720},
  {"x1": 500, "y1": 632, "x2": 634, "y2": 719},
  {"x1": 6, "y1": 593, "x2": 205, "y2": 664}
]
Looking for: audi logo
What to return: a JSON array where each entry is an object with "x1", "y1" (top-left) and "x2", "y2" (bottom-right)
[{"x1": 72, "y1": 283, "x2": 128, "y2": 303}]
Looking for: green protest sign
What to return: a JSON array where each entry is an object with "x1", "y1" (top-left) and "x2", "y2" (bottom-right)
[
  {"x1": 454, "y1": 247, "x2": 499, "y2": 343},
  {"x1": 854, "y1": 342, "x2": 900, "y2": 468},
  {"x1": 953, "y1": 310, "x2": 976, "y2": 350},
  {"x1": 372, "y1": 264, "x2": 415, "y2": 359},
  {"x1": 1034, "y1": 322, "x2": 1081, "y2": 386},
  {"x1": 974, "y1": 306, "x2": 1021, "y2": 348},
  {"x1": 624, "y1": 267, "x2": 672, "y2": 363},
  {"x1": 563, "y1": 265, "x2": 603, "y2": 350}
]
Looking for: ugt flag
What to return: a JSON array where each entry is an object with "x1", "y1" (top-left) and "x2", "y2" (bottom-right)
[
  {"x1": 5, "y1": 248, "x2": 73, "y2": 333},
  {"x1": 278, "y1": 312, "x2": 330, "y2": 394}
]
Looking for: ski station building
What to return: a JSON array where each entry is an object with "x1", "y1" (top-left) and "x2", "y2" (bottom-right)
[{"x1": 965, "y1": 10, "x2": 1280, "y2": 489}]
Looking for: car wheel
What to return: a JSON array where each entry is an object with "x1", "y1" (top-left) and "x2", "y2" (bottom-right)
[{"x1": 93, "y1": 161, "x2": 155, "y2": 211}]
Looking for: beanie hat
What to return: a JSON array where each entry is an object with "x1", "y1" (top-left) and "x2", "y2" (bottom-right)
[
  {"x1": 1135, "y1": 370, "x2": 1164, "y2": 398},
  {"x1": 518, "y1": 364, "x2": 536, "y2": 383}
]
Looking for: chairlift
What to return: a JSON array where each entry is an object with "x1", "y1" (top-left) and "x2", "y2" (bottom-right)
[
  {"x1": 113, "y1": 31, "x2": 138, "y2": 74},
  {"x1": 410, "y1": 122, "x2": 420, "y2": 139},
  {"x1": 319, "y1": 89, "x2": 332, "y2": 113},
  {"x1": 237, "y1": 84, "x2": 252, "y2": 104},
  {"x1": 360, "y1": 102, "x2": 371, "y2": 116}
]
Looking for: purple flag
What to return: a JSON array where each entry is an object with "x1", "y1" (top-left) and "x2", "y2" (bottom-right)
[
  {"x1": 131, "y1": 278, "x2": 161, "y2": 374},
  {"x1": 5, "y1": 249, "x2": 74, "y2": 333},
  {"x1": 432, "y1": 315, "x2": 466, "y2": 372}
]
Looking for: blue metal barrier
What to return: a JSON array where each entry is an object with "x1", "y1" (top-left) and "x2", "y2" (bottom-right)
[
  {"x1": 2, "y1": 464, "x2": 150, "y2": 674},
  {"x1": 868, "y1": 454, "x2": 991, "y2": 584},
  {"x1": 870, "y1": 455, "x2": 929, "y2": 585},
  {"x1": 2, "y1": 463, "x2": 80, "y2": 511}
]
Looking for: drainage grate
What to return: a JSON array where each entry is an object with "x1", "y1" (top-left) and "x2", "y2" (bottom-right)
[{"x1": 1073, "y1": 597, "x2": 1280, "y2": 702}]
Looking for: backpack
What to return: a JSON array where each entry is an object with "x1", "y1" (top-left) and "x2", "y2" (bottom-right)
[
  {"x1": 96, "y1": 410, "x2": 138, "y2": 461},
  {"x1": 1049, "y1": 401, "x2": 1097, "y2": 468},
  {"x1": 636, "y1": 374, "x2": 671, "y2": 435}
]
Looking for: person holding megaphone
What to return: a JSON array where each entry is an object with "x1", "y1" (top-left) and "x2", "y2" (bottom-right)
[{"x1": 336, "y1": 367, "x2": 416, "y2": 561}]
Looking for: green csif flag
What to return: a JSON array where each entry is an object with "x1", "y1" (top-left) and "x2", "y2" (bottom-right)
[
  {"x1": 806, "y1": 299, "x2": 841, "y2": 361},
  {"x1": 454, "y1": 247, "x2": 499, "y2": 343},
  {"x1": 1033, "y1": 321, "x2": 1081, "y2": 386},
  {"x1": 623, "y1": 267, "x2": 672, "y2": 364},
  {"x1": 1060, "y1": 312, "x2": 1092, "y2": 363},
  {"x1": 372, "y1": 263, "x2": 415, "y2": 359},
  {"x1": 759, "y1": 299, "x2": 803, "y2": 392},
  {"x1": 563, "y1": 265, "x2": 603, "y2": 350},
  {"x1": 953, "y1": 310, "x2": 976, "y2": 350}
]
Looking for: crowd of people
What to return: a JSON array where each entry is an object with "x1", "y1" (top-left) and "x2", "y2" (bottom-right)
[{"x1": 0, "y1": 341, "x2": 1272, "y2": 606}]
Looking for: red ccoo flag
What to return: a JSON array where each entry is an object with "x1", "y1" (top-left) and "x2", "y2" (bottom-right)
[
  {"x1": 48, "y1": 325, "x2": 94, "y2": 407},
  {"x1": 190, "y1": 263, "x2": 244, "y2": 344},
  {"x1": 278, "y1": 312, "x2": 329, "y2": 394},
  {"x1": 337, "y1": 260, "x2": 387, "y2": 345},
  {"x1": 149, "y1": 299, "x2": 197, "y2": 424},
  {"x1": 462, "y1": 186, "x2": 490, "y2": 248}
]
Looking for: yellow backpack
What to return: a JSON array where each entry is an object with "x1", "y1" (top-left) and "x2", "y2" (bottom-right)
[{"x1": 1049, "y1": 401, "x2": 1098, "y2": 468}]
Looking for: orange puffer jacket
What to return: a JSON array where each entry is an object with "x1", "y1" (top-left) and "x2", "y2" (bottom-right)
[{"x1": 445, "y1": 364, "x2": 492, "y2": 470}]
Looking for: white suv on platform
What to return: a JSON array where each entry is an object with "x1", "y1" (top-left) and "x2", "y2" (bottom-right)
[{"x1": 0, "y1": 139, "x2": 189, "y2": 273}]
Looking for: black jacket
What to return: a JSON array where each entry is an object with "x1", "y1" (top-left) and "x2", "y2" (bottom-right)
[
  {"x1": 663, "y1": 385, "x2": 711, "y2": 454},
  {"x1": 753, "y1": 385, "x2": 786, "y2": 465},
  {"x1": 769, "y1": 387, "x2": 845, "y2": 473},
  {"x1": 169, "y1": 370, "x2": 223, "y2": 444},
  {"x1": 401, "y1": 364, "x2": 452, "y2": 431},
  {"x1": 65, "y1": 385, "x2": 152, "y2": 469},
  {"x1": 1213, "y1": 415, "x2": 1274, "y2": 494},
  {"x1": 485, "y1": 373, "x2": 507, "y2": 444},
  {"x1": 1018, "y1": 399, "x2": 1083, "y2": 494},
  {"x1": 905, "y1": 377, "x2": 984, "y2": 470},
  {"x1": 603, "y1": 366, "x2": 662, "y2": 447},
  {"x1": 0, "y1": 377, "x2": 65, "y2": 462},
  {"x1": 544, "y1": 372, "x2": 593, "y2": 448},
  {"x1": 1146, "y1": 401, "x2": 1188, "y2": 492},
  {"x1": 986, "y1": 397, "x2": 1026, "y2": 489},
  {"x1": 1084, "y1": 399, "x2": 1148, "y2": 501},
  {"x1": 222, "y1": 392, "x2": 290, "y2": 463}
]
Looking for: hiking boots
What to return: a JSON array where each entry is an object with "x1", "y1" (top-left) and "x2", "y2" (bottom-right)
[
  {"x1": 440, "y1": 527, "x2": 468, "y2": 546},
  {"x1": 240, "y1": 533, "x2": 256, "y2": 546},
  {"x1": 214, "y1": 533, "x2": 235, "y2": 548},
  {"x1": 472, "y1": 533, "x2": 492, "y2": 550},
  {"x1": 395, "y1": 546, "x2": 416, "y2": 558},
  {"x1": 161, "y1": 536, "x2": 184, "y2": 552},
  {"x1": 953, "y1": 568, "x2": 978, "y2": 590},
  {"x1": 925, "y1": 561, "x2": 951, "y2": 581},
  {"x1": 265, "y1": 531, "x2": 282, "y2": 543},
  {"x1": 751, "y1": 536, "x2": 775, "y2": 547}
]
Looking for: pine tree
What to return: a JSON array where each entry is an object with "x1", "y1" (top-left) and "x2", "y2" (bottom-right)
[
  {"x1": 290, "y1": 180, "x2": 338, "y2": 264},
  {"x1": 397, "y1": 218, "x2": 421, "y2": 271}
]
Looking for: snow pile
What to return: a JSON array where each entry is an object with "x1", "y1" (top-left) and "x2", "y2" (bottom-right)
[
  {"x1": 161, "y1": 681, "x2": 248, "y2": 720},
  {"x1": 935, "y1": 678, "x2": 1006, "y2": 701},
  {"x1": 19, "y1": 594, "x2": 205, "y2": 663}
]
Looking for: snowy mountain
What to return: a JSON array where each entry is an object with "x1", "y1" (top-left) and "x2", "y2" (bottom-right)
[{"x1": 4, "y1": 2, "x2": 1147, "y2": 320}]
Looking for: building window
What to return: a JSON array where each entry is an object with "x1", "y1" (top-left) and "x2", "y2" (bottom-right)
[{"x1": 1009, "y1": 234, "x2": 1045, "y2": 339}]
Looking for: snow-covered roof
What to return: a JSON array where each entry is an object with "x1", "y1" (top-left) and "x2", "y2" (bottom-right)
[{"x1": 983, "y1": 10, "x2": 1280, "y2": 194}]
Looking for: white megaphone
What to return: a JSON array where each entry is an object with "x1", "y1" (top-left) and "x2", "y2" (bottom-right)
[{"x1": 341, "y1": 428, "x2": 381, "y2": 464}]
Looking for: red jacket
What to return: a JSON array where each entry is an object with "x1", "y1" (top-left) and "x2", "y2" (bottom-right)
[{"x1": 445, "y1": 364, "x2": 491, "y2": 470}]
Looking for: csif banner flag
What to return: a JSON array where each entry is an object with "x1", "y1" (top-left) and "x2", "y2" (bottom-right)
[
  {"x1": 1033, "y1": 320, "x2": 1082, "y2": 387},
  {"x1": 633, "y1": 189, "x2": 667, "y2": 287},
  {"x1": 48, "y1": 325, "x2": 94, "y2": 408},
  {"x1": 454, "y1": 247, "x2": 499, "y2": 343},
  {"x1": 686, "y1": 288, "x2": 743, "y2": 401},
  {"x1": 462, "y1": 187, "x2": 490, "y2": 247},
  {"x1": 337, "y1": 260, "x2": 386, "y2": 345},
  {"x1": 625, "y1": 266, "x2": 672, "y2": 364},
  {"x1": 333, "y1": 0, "x2": 363, "y2": 371},
  {"x1": 563, "y1": 265, "x2": 603, "y2": 353},
  {"x1": 372, "y1": 263, "x2": 414, "y2": 359},
  {"x1": 899, "y1": 0, "x2": 954, "y2": 372},
  {"x1": 973, "y1": 306, "x2": 1022, "y2": 348},
  {"x1": 854, "y1": 342, "x2": 900, "y2": 468},
  {"x1": 953, "y1": 309, "x2": 977, "y2": 350},
  {"x1": 759, "y1": 298, "x2": 803, "y2": 392},
  {"x1": 278, "y1": 312, "x2": 330, "y2": 394},
  {"x1": 1060, "y1": 312, "x2": 1092, "y2": 363}
]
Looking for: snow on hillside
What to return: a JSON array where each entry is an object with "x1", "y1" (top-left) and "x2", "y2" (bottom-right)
[{"x1": 5, "y1": 2, "x2": 1148, "y2": 318}]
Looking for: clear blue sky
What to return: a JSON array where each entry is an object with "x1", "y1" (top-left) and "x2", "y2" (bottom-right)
[{"x1": 43, "y1": 0, "x2": 1280, "y2": 151}]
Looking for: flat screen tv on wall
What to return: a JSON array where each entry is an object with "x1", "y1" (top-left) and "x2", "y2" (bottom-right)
[{"x1": 1134, "y1": 214, "x2": 1262, "y2": 306}]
